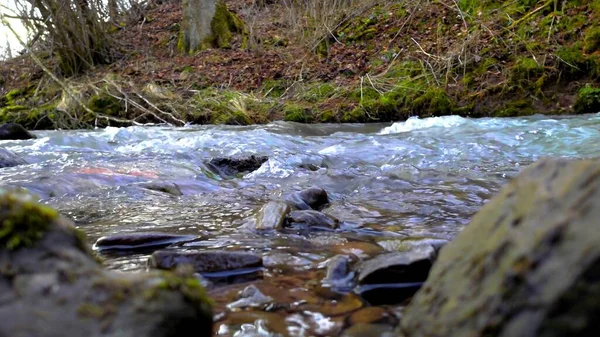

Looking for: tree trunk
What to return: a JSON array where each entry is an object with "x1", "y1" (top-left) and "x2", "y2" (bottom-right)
[{"x1": 179, "y1": 0, "x2": 246, "y2": 54}]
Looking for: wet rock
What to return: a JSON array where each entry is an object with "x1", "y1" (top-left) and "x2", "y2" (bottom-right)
[
  {"x1": 93, "y1": 232, "x2": 197, "y2": 252},
  {"x1": 254, "y1": 201, "x2": 290, "y2": 231},
  {"x1": 400, "y1": 158, "x2": 600, "y2": 337},
  {"x1": 150, "y1": 250, "x2": 263, "y2": 274},
  {"x1": 348, "y1": 307, "x2": 394, "y2": 325},
  {"x1": 226, "y1": 284, "x2": 274, "y2": 310},
  {"x1": 138, "y1": 181, "x2": 183, "y2": 196},
  {"x1": 332, "y1": 241, "x2": 384, "y2": 260},
  {"x1": 285, "y1": 186, "x2": 329, "y2": 210},
  {"x1": 0, "y1": 147, "x2": 27, "y2": 168},
  {"x1": 356, "y1": 245, "x2": 436, "y2": 285},
  {"x1": 377, "y1": 238, "x2": 449, "y2": 254},
  {"x1": 341, "y1": 323, "x2": 393, "y2": 337},
  {"x1": 206, "y1": 155, "x2": 268, "y2": 178},
  {"x1": 287, "y1": 210, "x2": 339, "y2": 230},
  {"x1": 0, "y1": 191, "x2": 213, "y2": 337},
  {"x1": 322, "y1": 255, "x2": 354, "y2": 291},
  {"x1": 0, "y1": 123, "x2": 36, "y2": 140}
]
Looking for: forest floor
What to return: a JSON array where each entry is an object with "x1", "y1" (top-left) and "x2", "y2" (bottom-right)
[{"x1": 1, "y1": 0, "x2": 600, "y2": 129}]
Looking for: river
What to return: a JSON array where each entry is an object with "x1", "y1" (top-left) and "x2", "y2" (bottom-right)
[{"x1": 2, "y1": 114, "x2": 600, "y2": 336}]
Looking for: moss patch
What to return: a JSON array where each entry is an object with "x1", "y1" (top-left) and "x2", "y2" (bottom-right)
[
  {"x1": 0, "y1": 193, "x2": 58, "y2": 250},
  {"x1": 573, "y1": 86, "x2": 600, "y2": 114}
]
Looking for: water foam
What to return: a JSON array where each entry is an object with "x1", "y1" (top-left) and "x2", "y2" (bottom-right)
[{"x1": 380, "y1": 115, "x2": 468, "y2": 134}]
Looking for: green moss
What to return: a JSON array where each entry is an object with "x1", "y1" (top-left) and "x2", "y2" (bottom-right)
[
  {"x1": 261, "y1": 79, "x2": 288, "y2": 98},
  {"x1": 88, "y1": 93, "x2": 122, "y2": 116},
  {"x1": 77, "y1": 303, "x2": 107, "y2": 318},
  {"x1": 208, "y1": 1, "x2": 247, "y2": 49},
  {"x1": 301, "y1": 83, "x2": 337, "y2": 103},
  {"x1": 573, "y1": 86, "x2": 600, "y2": 114},
  {"x1": 0, "y1": 193, "x2": 58, "y2": 250},
  {"x1": 319, "y1": 109, "x2": 337, "y2": 123},
  {"x1": 412, "y1": 89, "x2": 454, "y2": 116},
  {"x1": 493, "y1": 99, "x2": 536, "y2": 117},
  {"x1": 510, "y1": 57, "x2": 543, "y2": 83},
  {"x1": 584, "y1": 27, "x2": 600, "y2": 54},
  {"x1": 283, "y1": 103, "x2": 311, "y2": 122},
  {"x1": 154, "y1": 271, "x2": 213, "y2": 312},
  {"x1": 556, "y1": 43, "x2": 589, "y2": 78}
]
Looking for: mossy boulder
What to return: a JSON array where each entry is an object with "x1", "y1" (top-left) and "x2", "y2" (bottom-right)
[
  {"x1": 0, "y1": 191, "x2": 213, "y2": 337},
  {"x1": 400, "y1": 158, "x2": 600, "y2": 337},
  {"x1": 573, "y1": 86, "x2": 600, "y2": 114}
]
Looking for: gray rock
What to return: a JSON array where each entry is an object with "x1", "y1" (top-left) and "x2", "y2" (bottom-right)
[
  {"x1": 0, "y1": 147, "x2": 27, "y2": 168},
  {"x1": 356, "y1": 245, "x2": 436, "y2": 285},
  {"x1": 0, "y1": 191, "x2": 213, "y2": 337},
  {"x1": 149, "y1": 250, "x2": 263, "y2": 273},
  {"x1": 285, "y1": 186, "x2": 329, "y2": 210},
  {"x1": 0, "y1": 123, "x2": 36, "y2": 140},
  {"x1": 322, "y1": 255, "x2": 354, "y2": 291},
  {"x1": 400, "y1": 158, "x2": 600, "y2": 337},
  {"x1": 138, "y1": 182, "x2": 183, "y2": 196},
  {"x1": 254, "y1": 201, "x2": 290, "y2": 231},
  {"x1": 287, "y1": 210, "x2": 339, "y2": 229},
  {"x1": 206, "y1": 155, "x2": 268, "y2": 178},
  {"x1": 93, "y1": 232, "x2": 197, "y2": 252},
  {"x1": 226, "y1": 284, "x2": 273, "y2": 309}
]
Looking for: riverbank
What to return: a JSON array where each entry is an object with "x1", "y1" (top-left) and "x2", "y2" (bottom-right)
[{"x1": 1, "y1": 0, "x2": 600, "y2": 129}]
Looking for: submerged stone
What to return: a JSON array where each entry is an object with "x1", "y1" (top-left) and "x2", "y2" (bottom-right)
[
  {"x1": 287, "y1": 210, "x2": 339, "y2": 230},
  {"x1": 0, "y1": 191, "x2": 213, "y2": 337},
  {"x1": 93, "y1": 232, "x2": 197, "y2": 252},
  {"x1": 356, "y1": 245, "x2": 436, "y2": 285},
  {"x1": 226, "y1": 284, "x2": 274, "y2": 309},
  {"x1": 150, "y1": 250, "x2": 263, "y2": 273},
  {"x1": 285, "y1": 186, "x2": 329, "y2": 210},
  {"x1": 0, "y1": 148, "x2": 27, "y2": 169},
  {"x1": 400, "y1": 158, "x2": 600, "y2": 337},
  {"x1": 138, "y1": 182, "x2": 183, "y2": 196},
  {"x1": 254, "y1": 201, "x2": 290, "y2": 231},
  {"x1": 206, "y1": 155, "x2": 268, "y2": 178},
  {"x1": 322, "y1": 254, "x2": 355, "y2": 291},
  {"x1": 0, "y1": 123, "x2": 36, "y2": 140}
]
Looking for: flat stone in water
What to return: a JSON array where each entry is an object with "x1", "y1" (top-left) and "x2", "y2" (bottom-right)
[
  {"x1": 138, "y1": 182, "x2": 183, "y2": 196},
  {"x1": 285, "y1": 186, "x2": 329, "y2": 210},
  {"x1": 93, "y1": 232, "x2": 197, "y2": 252},
  {"x1": 254, "y1": 201, "x2": 290, "y2": 231},
  {"x1": 0, "y1": 148, "x2": 27, "y2": 169},
  {"x1": 149, "y1": 250, "x2": 263, "y2": 273},
  {"x1": 287, "y1": 210, "x2": 339, "y2": 229},
  {"x1": 356, "y1": 245, "x2": 436, "y2": 285},
  {"x1": 341, "y1": 323, "x2": 394, "y2": 337}
]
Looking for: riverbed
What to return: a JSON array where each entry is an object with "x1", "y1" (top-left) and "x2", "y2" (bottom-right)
[{"x1": 2, "y1": 114, "x2": 600, "y2": 336}]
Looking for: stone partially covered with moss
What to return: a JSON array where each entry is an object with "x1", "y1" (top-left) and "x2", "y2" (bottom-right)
[
  {"x1": 0, "y1": 191, "x2": 213, "y2": 337},
  {"x1": 400, "y1": 158, "x2": 600, "y2": 337},
  {"x1": 573, "y1": 86, "x2": 600, "y2": 114}
]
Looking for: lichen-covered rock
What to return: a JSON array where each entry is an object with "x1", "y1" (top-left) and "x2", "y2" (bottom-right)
[
  {"x1": 400, "y1": 158, "x2": 600, "y2": 337},
  {"x1": 254, "y1": 201, "x2": 290, "y2": 231},
  {"x1": 0, "y1": 147, "x2": 27, "y2": 168},
  {"x1": 0, "y1": 191, "x2": 213, "y2": 337},
  {"x1": 0, "y1": 122, "x2": 36, "y2": 140}
]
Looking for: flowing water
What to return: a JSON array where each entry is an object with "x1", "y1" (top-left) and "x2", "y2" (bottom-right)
[{"x1": 2, "y1": 114, "x2": 600, "y2": 336}]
